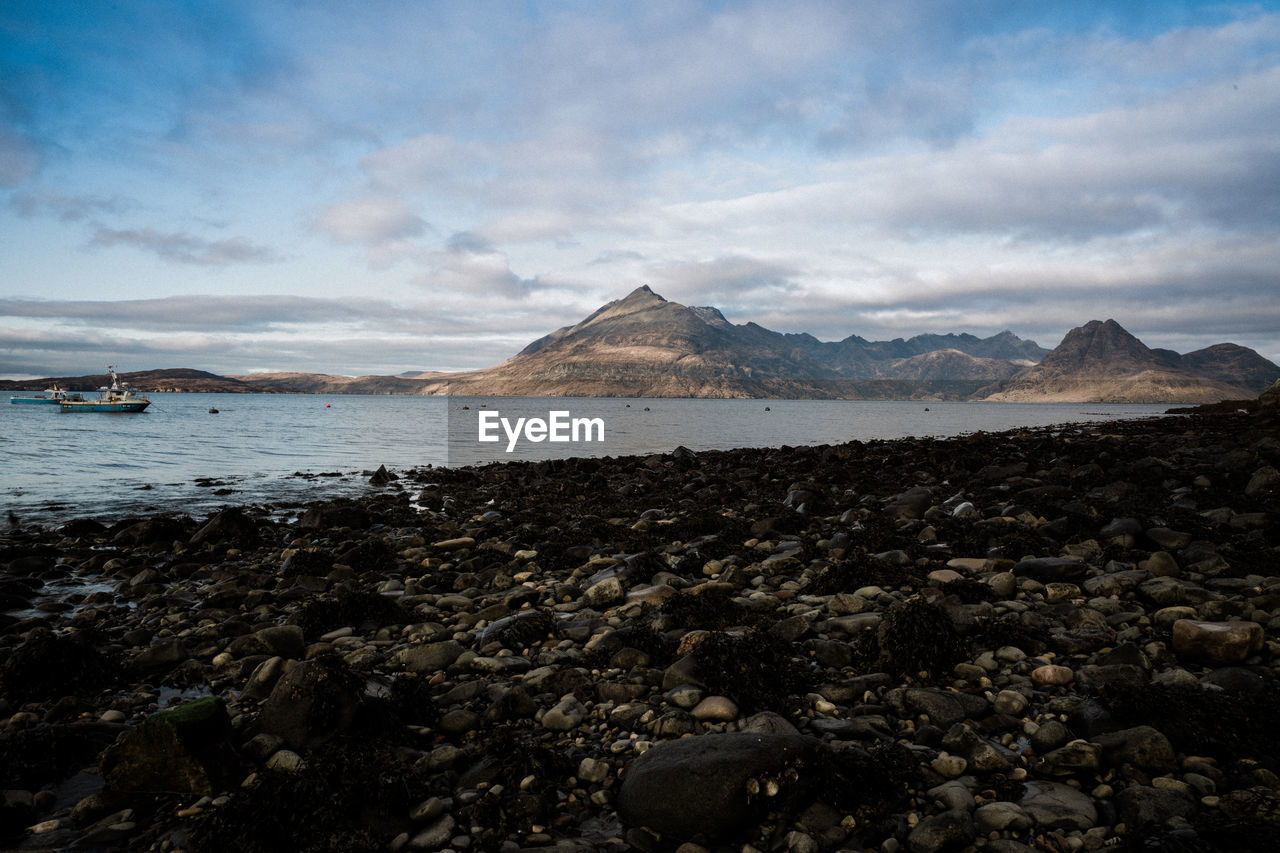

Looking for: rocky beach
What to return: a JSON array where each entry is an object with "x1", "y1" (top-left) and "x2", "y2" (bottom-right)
[{"x1": 2, "y1": 399, "x2": 1278, "y2": 853}]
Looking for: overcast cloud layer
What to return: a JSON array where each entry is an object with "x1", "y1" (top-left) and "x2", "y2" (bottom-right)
[{"x1": 2, "y1": 1, "x2": 1278, "y2": 378}]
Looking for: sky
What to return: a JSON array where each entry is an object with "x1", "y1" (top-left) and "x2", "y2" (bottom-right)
[{"x1": 2, "y1": 0, "x2": 1279, "y2": 379}]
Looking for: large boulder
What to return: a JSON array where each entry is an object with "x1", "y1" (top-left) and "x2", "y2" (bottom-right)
[
  {"x1": 189, "y1": 507, "x2": 261, "y2": 549},
  {"x1": 99, "y1": 697, "x2": 239, "y2": 795},
  {"x1": 258, "y1": 659, "x2": 361, "y2": 749},
  {"x1": 617, "y1": 732, "x2": 819, "y2": 841}
]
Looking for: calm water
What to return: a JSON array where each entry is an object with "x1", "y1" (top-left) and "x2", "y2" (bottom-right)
[{"x1": 1, "y1": 393, "x2": 1173, "y2": 524}]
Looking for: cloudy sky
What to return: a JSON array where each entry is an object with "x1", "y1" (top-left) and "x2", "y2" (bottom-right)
[{"x1": 2, "y1": 1, "x2": 1278, "y2": 378}]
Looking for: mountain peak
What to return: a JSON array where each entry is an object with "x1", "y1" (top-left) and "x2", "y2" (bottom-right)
[{"x1": 621, "y1": 284, "x2": 665, "y2": 304}]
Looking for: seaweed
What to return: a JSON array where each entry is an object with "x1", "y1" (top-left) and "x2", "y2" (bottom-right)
[
  {"x1": 657, "y1": 588, "x2": 759, "y2": 632},
  {"x1": 1103, "y1": 683, "x2": 1280, "y2": 771},
  {"x1": 0, "y1": 627, "x2": 120, "y2": 703},
  {"x1": 689, "y1": 630, "x2": 808, "y2": 713},
  {"x1": 874, "y1": 598, "x2": 966, "y2": 677},
  {"x1": 294, "y1": 591, "x2": 407, "y2": 640},
  {"x1": 188, "y1": 738, "x2": 430, "y2": 853}
]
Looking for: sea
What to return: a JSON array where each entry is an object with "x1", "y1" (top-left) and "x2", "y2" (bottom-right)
[{"x1": 0, "y1": 393, "x2": 1176, "y2": 525}]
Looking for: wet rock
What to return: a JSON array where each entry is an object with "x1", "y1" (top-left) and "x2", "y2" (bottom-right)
[
  {"x1": 907, "y1": 808, "x2": 973, "y2": 853},
  {"x1": 583, "y1": 576, "x2": 625, "y2": 608},
  {"x1": 112, "y1": 516, "x2": 188, "y2": 546},
  {"x1": 542, "y1": 697, "x2": 587, "y2": 731},
  {"x1": 258, "y1": 658, "x2": 361, "y2": 749},
  {"x1": 1172, "y1": 619, "x2": 1264, "y2": 664},
  {"x1": 1090, "y1": 725, "x2": 1176, "y2": 774},
  {"x1": 133, "y1": 637, "x2": 188, "y2": 669},
  {"x1": 617, "y1": 732, "x2": 817, "y2": 840},
  {"x1": 886, "y1": 486, "x2": 933, "y2": 520},
  {"x1": 1245, "y1": 465, "x2": 1279, "y2": 496},
  {"x1": 1019, "y1": 781, "x2": 1098, "y2": 832},
  {"x1": 99, "y1": 697, "x2": 238, "y2": 795},
  {"x1": 1036, "y1": 740, "x2": 1100, "y2": 777},
  {"x1": 974, "y1": 801, "x2": 1032, "y2": 834},
  {"x1": 391, "y1": 640, "x2": 464, "y2": 673},
  {"x1": 1030, "y1": 665, "x2": 1074, "y2": 686},
  {"x1": 190, "y1": 507, "x2": 261, "y2": 549},
  {"x1": 1012, "y1": 557, "x2": 1086, "y2": 583},
  {"x1": 691, "y1": 695, "x2": 738, "y2": 722},
  {"x1": 1114, "y1": 784, "x2": 1196, "y2": 829},
  {"x1": 890, "y1": 688, "x2": 988, "y2": 728},
  {"x1": 255, "y1": 625, "x2": 306, "y2": 658}
]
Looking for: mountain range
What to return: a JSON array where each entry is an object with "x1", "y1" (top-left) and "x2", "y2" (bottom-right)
[{"x1": 3, "y1": 287, "x2": 1275, "y2": 402}]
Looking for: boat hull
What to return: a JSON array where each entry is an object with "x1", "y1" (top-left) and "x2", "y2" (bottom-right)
[
  {"x1": 59, "y1": 401, "x2": 150, "y2": 413},
  {"x1": 10, "y1": 397, "x2": 60, "y2": 404}
]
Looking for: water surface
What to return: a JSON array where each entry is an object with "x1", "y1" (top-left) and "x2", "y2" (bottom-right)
[{"x1": 1, "y1": 393, "x2": 1172, "y2": 524}]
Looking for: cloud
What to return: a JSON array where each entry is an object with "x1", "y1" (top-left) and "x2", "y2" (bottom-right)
[
  {"x1": 90, "y1": 226, "x2": 282, "y2": 266},
  {"x1": 423, "y1": 243, "x2": 539, "y2": 300},
  {"x1": 0, "y1": 125, "x2": 40, "y2": 186},
  {"x1": 0, "y1": 294, "x2": 399, "y2": 331},
  {"x1": 313, "y1": 196, "x2": 427, "y2": 245},
  {"x1": 11, "y1": 189, "x2": 129, "y2": 221},
  {"x1": 644, "y1": 255, "x2": 801, "y2": 308}
]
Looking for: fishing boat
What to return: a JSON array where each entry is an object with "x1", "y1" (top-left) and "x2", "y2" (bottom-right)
[
  {"x1": 59, "y1": 367, "x2": 151, "y2": 413},
  {"x1": 9, "y1": 386, "x2": 84, "y2": 405}
]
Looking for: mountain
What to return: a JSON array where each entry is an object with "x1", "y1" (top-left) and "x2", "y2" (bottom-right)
[
  {"x1": 418, "y1": 286, "x2": 1043, "y2": 398},
  {"x1": 980, "y1": 319, "x2": 1273, "y2": 402},
  {"x1": 6, "y1": 294, "x2": 1272, "y2": 403}
]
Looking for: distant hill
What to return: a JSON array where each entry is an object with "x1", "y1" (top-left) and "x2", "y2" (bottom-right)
[
  {"x1": 230, "y1": 372, "x2": 446, "y2": 394},
  {"x1": 979, "y1": 319, "x2": 1274, "y2": 402},
  {"x1": 0, "y1": 368, "x2": 258, "y2": 393}
]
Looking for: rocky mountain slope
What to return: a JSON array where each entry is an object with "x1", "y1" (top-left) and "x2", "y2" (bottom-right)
[
  {"x1": 419, "y1": 286, "x2": 1043, "y2": 398},
  {"x1": 980, "y1": 319, "x2": 1274, "y2": 403}
]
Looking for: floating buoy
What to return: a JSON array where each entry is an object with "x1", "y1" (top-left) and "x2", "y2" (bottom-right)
[
  {"x1": 208, "y1": 408, "x2": 219, "y2": 414},
  {"x1": 326, "y1": 403, "x2": 331, "y2": 408},
  {"x1": 764, "y1": 406, "x2": 770, "y2": 411}
]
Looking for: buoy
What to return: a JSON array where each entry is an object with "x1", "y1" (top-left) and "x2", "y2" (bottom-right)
[
  {"x1": 765, "y1": 406, "x2": 771, "y2": 411},
  {"x1": 326, "y1": 403, "x2": 331, "y2": 408},
  {"x1": 208, "y1": 408, "x2": 219, "y2": 414}
]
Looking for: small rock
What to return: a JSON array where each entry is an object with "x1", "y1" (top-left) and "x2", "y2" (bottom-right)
[
  {"x1": 1172, "y1": 619, "x2": 1264, "y2": 664},
  {"x1": 1031, "y1": 665, "x2": 1074, "y2": 686},
  {"x1": 691, "y1": 695, "x2": 739, "y2": 722}
]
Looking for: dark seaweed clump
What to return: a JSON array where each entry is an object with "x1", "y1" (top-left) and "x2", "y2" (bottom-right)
[
  {"x1": 874, "y1": 598, "x2": 966, "y2": 677},
  {"x1": 0, "y1": 627, "x2": 119, "y2": 703},
  {"x1": 806, "y1": 556, "x2": 924, "y2": 596},
  {"x1": 584, "y1": 624, "x2": 676, "y2": 670},
  {"x1": 969, "y1": 613, "x2": 1049, "y2": 656},
  {"x1": 1103, "y1": 684, "x2": 1280, "y2": 771},
  {"x1": 294, "y1": 591, "x2": 407, "y2": 640},
  {"x1": 690, "y1": 630, "x2": 808, "y2": 713},
  {"x1": 453, "y1": 724, "x2": 580, "y2": 850},
  {"x1": 657, "y1": 588, "x2": 759, "y2": 631},
  {"x1": 188, "y1": 739, "x2": 429, "y2": 853},
  {"x1": 939, "y1": 577, "x2": 996, "y2": 604},
  {"x1": 791, "y1": 742, "x2": 920, "y2": 847}
]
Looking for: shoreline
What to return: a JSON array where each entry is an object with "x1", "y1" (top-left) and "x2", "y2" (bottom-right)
[{"x1": 2, "y1": 408, "x2": 1278, "y2": 851}]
